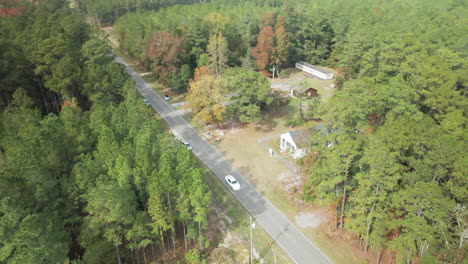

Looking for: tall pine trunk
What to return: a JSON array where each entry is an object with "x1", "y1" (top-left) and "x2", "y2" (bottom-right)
[
  {"x1": 142, "y1": 247, "x2": 147, "y2": 264},
  {"x1": 161, "y1": 233, "x2": 166, "y2": 261},
  {"x1": 130, "y1": 249, "x2": 135, "y2": 264},
  {"x1": 115, "y1": 243, "x2": 122, "y2": 264},
  {"x1": 54, "y1": 93, "x2": 61, "y2": 113},
  {"x1": 339, "y1": 180, "x2": 347, "y2": 229},
  {"x1": 136, "y1": 248, "x2": 141, "y2": 264},
  {"x1": 198, "y1": 221, "x2": 202, "y2": 250},
  {"x1": 377, "y1": 249, "x2": 383, "y2": 264},
  {"x1": 158, "y1": 244, "x2": 164, "y2": 257},
  {"x1": 183, "y1": 221, "x2": 188, "y2": 252},
  {"x1": 171, "y1": 229, "x2": 176, "y2": 254},
  {"x1": 365, "y1": 182, "x2": 380, "y2": 252},
  {"x1": 35, "y1": 77, "x2": 50, "y2": 113},
  {"x1": 335, "y1": 204, "x2": 339, "y2": 230},
  {"x1": 151, "y1": 242, "x2": 156, "y2": 260},
  {"x1": 364, "y1": 201, "x2": 376, "y2": 252},
  {"x1": 166, "y1": 193, "x2": 176, "y2": 254}
]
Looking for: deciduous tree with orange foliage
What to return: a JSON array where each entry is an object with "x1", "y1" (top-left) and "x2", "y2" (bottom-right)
[
  {"x1": 252, "y1": 13, "x2": 289, "y2": 75},
  {"x1": 251, "y1": 26, "x2": 274, "y2": 73},
  {"x1": 146, "y1": 32, "x2": 185, "y2": 84},
  {"x1": 193, "y1": 65, "x2": 211, "y2": 81}
]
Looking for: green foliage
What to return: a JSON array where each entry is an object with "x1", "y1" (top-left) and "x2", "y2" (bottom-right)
[
  {"x1": 389, "y1": 182, "x2": 455, "y2": 262},
  {"x1": 0, "y1": 213, "x2": 69, "y2": 264},
  {"x1": 82, "y1": 37, "x2": 113, "y2": 66},
  {"x1": 197, "y1": 53, "x2": 210, "y2": 67},
  {"x1": 185, "y1": 249, "x2": 201, "y2": 264},
  {"x1": 81, "y1": 240, "x2": 117, "y2": 264},
  {"x1": 0, "y1": 89, "x2": 71, "y2": 263},
  {"x1": 81, "y1": 62, "x2": 130, "y2": 103},
  {"x1": 284, "y1": 114, "x2": 304, "y2": 128},
  {"x1": 79, "y1": 0, "x2": 202, "y2": 23},
  {"x1": 224, "y1": 67, "x2": 274, "y2": 123},
  {"x1": 24, "y1": 9, "x2": 89, "y2": 99},
  {"x1": 284, "y1": 5, "x2": 334, "y2": 65},
  {"x1": 169, "y1": 64, "x2": 192, "y2": 92}
]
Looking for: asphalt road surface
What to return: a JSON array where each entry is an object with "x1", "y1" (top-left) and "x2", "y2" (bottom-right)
[{"x1": 116, "y1": 57, "x2": 332, "y2": 264}]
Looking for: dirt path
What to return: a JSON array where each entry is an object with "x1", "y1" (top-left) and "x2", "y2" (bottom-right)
[{"x1": 101, "y1": 26, "x2": 119, "y2": 48}]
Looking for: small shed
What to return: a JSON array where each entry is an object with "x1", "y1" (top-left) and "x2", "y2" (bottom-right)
[
  {"x1": 303, "y1": 88, "x2": 318, "y2": 98},
  {"x1": 280, "y1": 130, "x2": 311, "y2": 159},
  {"x1": 295, "y1": 61, "x2": 333, "y2": 80},
  {"x1": 289, "y1": 88, "x2": 319, "y2": 98}
]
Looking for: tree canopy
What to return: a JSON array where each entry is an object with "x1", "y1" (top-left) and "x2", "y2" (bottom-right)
[{"x1": 0, "y1": 3, "x2": 212, "y2": 263}]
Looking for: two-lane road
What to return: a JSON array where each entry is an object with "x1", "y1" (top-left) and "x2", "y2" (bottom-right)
[{"x1": 116, "y1": 57, "x2": 332, "y2": 264}]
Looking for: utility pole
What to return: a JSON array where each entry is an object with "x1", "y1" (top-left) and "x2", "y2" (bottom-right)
[{"x1": 250, "y1": 216, "x2": 256, "y2": 264}]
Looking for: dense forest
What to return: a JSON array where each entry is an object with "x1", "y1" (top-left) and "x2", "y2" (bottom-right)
[
  {"x1": 75, "y1": 0, "x2": 207, "y2": 24},
  {"x1": 0, "y1": 1, "x2": 211, "y2": 263},
  {"x1": 306, "y1": 2, "x2": 467, "y2": 264},
  {"x1": 110, "y1": 0, "x2": 467, "y2": 263}
]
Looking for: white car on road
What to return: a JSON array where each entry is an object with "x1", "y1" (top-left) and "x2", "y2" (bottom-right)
[{"x1": 225, "y1": 175, "x2": 241, "y2": 191}]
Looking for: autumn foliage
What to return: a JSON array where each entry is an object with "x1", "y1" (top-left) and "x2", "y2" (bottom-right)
[
  {"x1": 146, "y1": 31, "x2": 185, "y2": 84},
  {"x1": 192, "y1": 65, "x2": 211, "y2": 82},
  {"x1": 0, "y1": 6, "x2": 23, "y2": 16},
  {"x1": 251, "y1": 26, "x2": 274, "y2": 72},
  {"x1": 273, "y1": 15, "x2": 289, "y2": 66},
  {"x1": 0, "y1": 0, "x2": 26, "y2": 17},
  {"x1": 252, "y1": 13, "x2": 289, "y2": 73},
  {"x1": 186, "y1": 75, "x2": 227, "y2": 126}
]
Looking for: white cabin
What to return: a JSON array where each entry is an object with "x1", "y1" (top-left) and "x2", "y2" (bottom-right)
[{"x1": 280, "y1": 130, "x2": 310, "y2": 159}]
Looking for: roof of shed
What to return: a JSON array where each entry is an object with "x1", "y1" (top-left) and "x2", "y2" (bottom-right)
[{"x1": 304, "y1": 87, "x2": 318, "y2": 92}]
